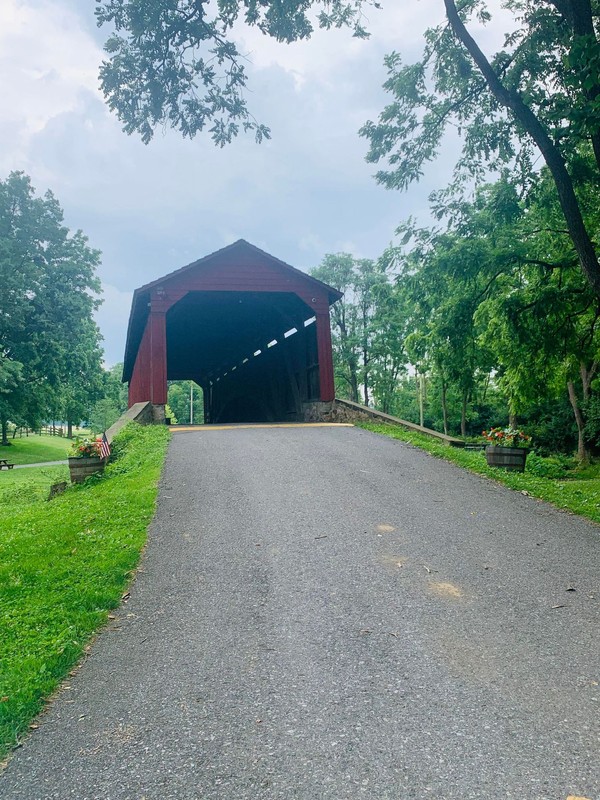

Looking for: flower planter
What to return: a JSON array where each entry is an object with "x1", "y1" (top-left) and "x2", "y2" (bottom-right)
[
  {"x1": 485, "y1": 446, "x2": 529, "y2": 473},
  {"x1": 68, "y1": 456, "x2": 105, "y2": 484}
]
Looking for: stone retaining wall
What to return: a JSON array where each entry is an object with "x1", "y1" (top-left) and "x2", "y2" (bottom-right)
[{"x1": 331, "y1": 398, "x2": 464, "y2": 447}]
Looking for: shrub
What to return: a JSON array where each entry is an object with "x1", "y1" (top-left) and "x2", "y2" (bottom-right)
[{"x1": 525, "y1": 452, "x2": 573, "y2": 479}]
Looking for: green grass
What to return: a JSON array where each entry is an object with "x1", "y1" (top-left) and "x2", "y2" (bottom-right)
[
  {"x1": 0, "y1": 466, "x2": 70, "y2": 506},
  {"x1": 0, "y1": 423, "x2": 170, "y2": 758},
  {"x1": 0, "y1": 434, "x2": 73, "y2": 465},
  {"x1": 358, "y1": 422, "x2": 600, "y2": 525}
]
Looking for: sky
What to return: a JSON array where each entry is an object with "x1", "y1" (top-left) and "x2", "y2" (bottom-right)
[{"x1": 1, "y1": 0, "x2": 507, "y2": 366}]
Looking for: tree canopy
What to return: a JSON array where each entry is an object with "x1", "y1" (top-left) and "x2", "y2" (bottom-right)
[
  {"x1": 361, "y1": 0, "x2": 600, "y2": 296},
  {"x1": 307, "y1": 155, "x2": 600, "y2": 461},
  {"x1": 96, "y1": 0, "x2": 377, "y2": 145},
  {"x1": 0, "y1": 173, "x2": 104, "y2": 444},
  {"x1": 95, "y1": 1, "x2": 600, "y2": 296}
]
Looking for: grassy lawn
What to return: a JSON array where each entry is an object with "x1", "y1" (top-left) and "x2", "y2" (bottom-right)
[
  {"x1": 0, "y1": 423, "x2": 170, "y2": 759},
  {"x1": 0, "y1": 466, "x2": 70, "y2": 506},
  {"x1": 0, "y1": 434, "x2": 74, "y2": 465},
  {"x1": 359, "y1": 422, "x2": 600, "y2": 526}
]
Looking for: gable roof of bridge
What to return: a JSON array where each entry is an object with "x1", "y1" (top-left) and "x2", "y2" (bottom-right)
[
  {"x1": 135, "y1": 239, "x2": 342, "y2": 303},
  {"x1": 122, "y1": 239, "x2": 342, "y2": 381}
]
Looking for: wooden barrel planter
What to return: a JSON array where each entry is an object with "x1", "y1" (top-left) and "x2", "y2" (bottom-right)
[
  {"x1": 485, "y1": 446, "x2": 529, "y2": 473},
  {"x1": 68, "y1": 456, "x2": 105, "y2": 484}
]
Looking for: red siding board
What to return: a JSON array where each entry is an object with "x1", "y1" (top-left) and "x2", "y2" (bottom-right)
[{"x1": 129, "y1": 321, "x2": 152, "y2": 405}]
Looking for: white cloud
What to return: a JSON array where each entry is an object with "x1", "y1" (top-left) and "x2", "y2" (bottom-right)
[
  {"x1": 230, "y1": 1, "x2": 510, "y2": 89},
  {"x1": 0, "y1": 0, "x2": 103, "y2": 169},
  {"x1": 94, "y1": 283, "x2": 133, "y2": 367}
]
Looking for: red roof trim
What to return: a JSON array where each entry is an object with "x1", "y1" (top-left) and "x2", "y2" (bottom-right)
[{"x1": 135, "y1": 239, "x2": 342, "y2": 303}]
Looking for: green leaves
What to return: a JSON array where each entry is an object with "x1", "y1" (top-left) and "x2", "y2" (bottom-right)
[
  {"x1": 311, "y1": 253, "x2": 406, "y2": 408},
  {"x1": 361, "y1": 1, "x2": 600, "y2": 296},
  {"x1": 96, "y1": 0, "x2": 376, "y2": 144},
  {"x1": 0, "y1": 173, "x2": 104, "y2": 438}
]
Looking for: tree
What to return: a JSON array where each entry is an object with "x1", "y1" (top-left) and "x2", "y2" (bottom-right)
[
  {"x1": 389, "y1": 162, "x2": 600, "y2": 456},
  {"x1": 311, "y1": 254, "x2": 361, "y2": 401},
  {"x1": 87, "y1": 363, "x2": 131, "y2": 434},
  {"x1": 311, "y1": 253, "x2": 398, "y2": 406},
  {"x1": 96, "y1": 0, "x2": 376, "y2": 145},
  {"x1": 89, "y1": 398, "x2": 121, "y2": 433},
  {"x1": 353, "y1": 257, "x2": 391, "y2": 406},
  {"x1": 389, "y1": 180, "x2": 513, "y2": 436},
  {"x1": 0, "y1": 172, "x2": 102, "y2": 445},
  {"x1": 103, "y1": 362, "x2": 130, "y2": 414},
  {"x1": 368, "y1": 279, "x2": 408, "y2": 413},
  {"x1": 475, "y1": 163, "x2": 600, "y2": 461},
  {"x1": 168, "y1": 381, "x2": 204, "y2": 424},
  {"x1": 361, "y1": 1, "x2": 600, "y2": 297}
]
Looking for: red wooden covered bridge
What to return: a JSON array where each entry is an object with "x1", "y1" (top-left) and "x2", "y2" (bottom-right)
[{"x1": 122, "y1": 240, "x2": 341, "y2": 423}]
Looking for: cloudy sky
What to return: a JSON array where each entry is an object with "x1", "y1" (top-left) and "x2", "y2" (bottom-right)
[{"x1": 1, "y1": 0, "x2": 506, "y2": 366}]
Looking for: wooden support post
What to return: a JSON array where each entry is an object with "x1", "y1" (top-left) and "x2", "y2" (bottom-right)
[
  {"x1": 149, "y1": 293, "x2": 168, "y2": 406},
  {"x1": 315, "y1": 311, "x2": 335, "y2": 402}
]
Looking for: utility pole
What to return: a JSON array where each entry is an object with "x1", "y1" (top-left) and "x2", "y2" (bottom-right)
[{"x1": 190, "y1": 381, "x2": 193, "y2": 425}]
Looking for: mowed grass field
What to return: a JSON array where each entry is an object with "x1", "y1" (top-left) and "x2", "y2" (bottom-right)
[
  {"x1": 0, "y1": 423, "x2": 170, "y2": 759},
  {"x1": 0, "y1": 433, "x2": 73, "y2": 465},
  {"x1": 0, "y1": 465, "x2": 70, "y2": 505},
  {"x1": 0, "y1": 433, "x2": 74, "y2": 504}
]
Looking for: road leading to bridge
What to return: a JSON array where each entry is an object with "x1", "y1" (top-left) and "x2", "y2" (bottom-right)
[{"x1": 2, "y1": 425, "x2": 599, "y2": 799}]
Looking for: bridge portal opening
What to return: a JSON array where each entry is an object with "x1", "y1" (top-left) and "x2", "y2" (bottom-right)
[
  {"x1": 167, "y1": 381, "x2": 204, "y2": 425},
  {"x1": 123, "y1": 240, "x2": 341, "y2": 423},
  {"x1": 166, "y1": 291, "x2": 320, "y2": 423}
]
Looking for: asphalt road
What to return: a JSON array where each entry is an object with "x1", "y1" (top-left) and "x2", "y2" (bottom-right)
[{"x1": 2, "y1": 425, "x2": 599, "y2": 799}]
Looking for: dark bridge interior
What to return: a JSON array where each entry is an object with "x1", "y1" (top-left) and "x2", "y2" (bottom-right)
[{"x1": 166, "y1": 291, "x2": 320, "y2": 423}]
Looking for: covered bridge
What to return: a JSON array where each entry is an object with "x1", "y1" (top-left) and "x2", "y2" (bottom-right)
[{"x1": 122, "y1": 240, "x2": 341, "y2": 423}]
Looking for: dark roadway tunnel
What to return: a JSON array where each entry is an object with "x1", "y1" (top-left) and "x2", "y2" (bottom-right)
[{"x1": 166, "y1": 291, "x2": 321, "y2": 423}]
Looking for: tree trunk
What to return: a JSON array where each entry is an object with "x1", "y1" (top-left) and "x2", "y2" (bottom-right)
[
  {"x1": 349, "y1": 371, "x2": 359, "y2": 404},
  {"x1": 361, "y1": 297, "x2": 369, "y2": 408},
  {"x1": 569, "y1": 0, "x2": 600, "y2": 171},
  {"x1": 419, "y1": 373, "x2": 425, "y2": 427},
  {"x1": 581, "y1": 360, "x2": 598, "y2": 401},
  {"x1": 441, "y1": 381, "x2": 449, "y2": 435},
  {"x1": 460, "y1": 389, "x2": 468, "y2": 437},
  {"x1": 508, "y1": 412, "x2": 517, "y2": 428},
  {"x1": 1, "y1": 419, "x2": 10, "y2": 447},
  {"x1": 362, "y1": 346, "x2": 369, "y2": 407},
  {"x1": 339, "y1": 316, "x2": 359, "y2": 403},
  {"x1": 67, "y1": 421, "x2": 73, "y2": 439},
  {"x1": 567, "y1": 380, "x2": 590, "y2": 463},
  {"x1": 382, "y1": 385, "x2": 390, "y2": 415}
]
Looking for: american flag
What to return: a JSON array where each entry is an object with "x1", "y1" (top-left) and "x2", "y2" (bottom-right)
[{"x1": 100, "y1": 432, "x2": 111, "y2": 460}]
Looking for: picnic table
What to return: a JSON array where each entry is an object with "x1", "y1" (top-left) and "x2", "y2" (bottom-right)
[{"x1": 0, "y1": 458, "x2": 15, "y2": 469}]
